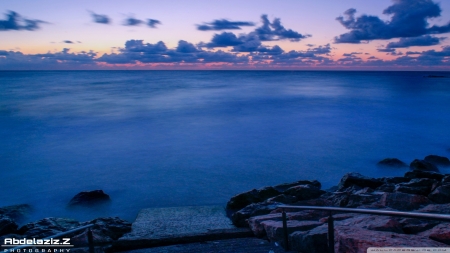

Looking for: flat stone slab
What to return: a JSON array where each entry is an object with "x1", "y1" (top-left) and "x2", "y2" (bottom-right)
[{"x1": 115, "y1": 206, "x2": 252, "y2": 251}]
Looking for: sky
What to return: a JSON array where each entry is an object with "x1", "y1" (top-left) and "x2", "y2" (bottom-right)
[{"x1": 2, "y1": 0, "x2": 450, "y2": 70}]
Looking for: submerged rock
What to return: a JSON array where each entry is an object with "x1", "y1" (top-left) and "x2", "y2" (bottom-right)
[
  {"x1": 410, "y1": 159, "x2": 439, "y2": 172},
  {"x1": 0, "y1": 216, "x2": 18, "y2": 236},
  {"x1": 68, "y1": 190, "x2": 111, "y2": 207},
  {"x1": 0, "y1": 204, "x2": 32, "y2": 222},
  {"x1": 424, "y1": 155, "x2": 450, "y2": 167},
  {"x1": 377, "y1": 158, "x2": 407, "y2": 168}
]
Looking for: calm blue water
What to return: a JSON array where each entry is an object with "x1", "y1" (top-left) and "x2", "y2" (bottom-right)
[{"x1": 1, "y1": 70, "x2": 450, "y2": 223}]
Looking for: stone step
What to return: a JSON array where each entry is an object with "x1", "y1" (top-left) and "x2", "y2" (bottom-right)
[{"x1": 113, "y1": 205, "x2": 253, "y2": 251}]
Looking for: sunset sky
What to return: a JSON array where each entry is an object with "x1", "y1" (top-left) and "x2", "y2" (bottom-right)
[{"x1": 2, "y1": 0, "x2": 450, "y2": 70}]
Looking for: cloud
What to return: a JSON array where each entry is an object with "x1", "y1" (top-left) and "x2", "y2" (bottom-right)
[
  {"x1": 197, "y1": 19, "x2": 255, "y2": 31},
  {"x1": 124, "y1": 17, "x2": 143, "y2": 26},
  {"x1": 255, "y1": 14, "x2": 310, "y2": 41},
  {"x1": 63, "y1": 40, "x2": 74, "y2": 44},
  {"x1": 147, "y1": 19, "x2": 161, "y2": 28},
  {"x1": 335, "y1": 0, "x2": 450, "y2": 43},
  {"x1": 0, "y1": 11, "x2": 47, "y2": 31},
  {"x1": 90, "y1": 12, "x2": 111, "y2": 24},
  {"x1": 386, "y1": 35, "x2": 444, "y2": 48}
]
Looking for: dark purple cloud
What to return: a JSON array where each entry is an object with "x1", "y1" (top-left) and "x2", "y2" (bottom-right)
[
  {"x1": 335, "y1": 0, "x2": 450, "y2": 43},
  {"x1": 197, "y1": 19, "x2": 255, "y2": 31},
  {"x1": 90, "y1": 12, "x2": 111, "y2": 24},
  {"x1": 147, "y1": 19, "x2": 161, "y2": 28},
  {"x1": 124, "y1": 17, "x2": 143, "y2": 26},
  {"x1": 386, "y1": 35, "x2": 444, "y2": 48},
  {"x1": 255, "y1": 14, "x2": 310, "y2": 41},
  {"x1": 0, "y1": 11, "x2": 47, "y2": 31}
]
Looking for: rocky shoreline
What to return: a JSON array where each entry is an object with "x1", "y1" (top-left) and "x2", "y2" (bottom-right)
[
  {"x1": 2, "y1": 154, "x2": 450, "y2": 252},
  {"x1": 225, "y1": 155, "x2": 450, "y2": 252}
]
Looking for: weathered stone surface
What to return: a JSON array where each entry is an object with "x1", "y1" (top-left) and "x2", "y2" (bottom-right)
[
  {"x1": 226, "y1": 187, "x2": 279, "y2": 211},
  {"x1": 399, "y1": 218, "x2": 439, "y2": 234},
  {"x1": 265, "y1": 194, "x2": 297, "y2": 204},
  {"x1": 418, "y1": 203, "x2": 450, "y2": 213},
  {"x1": 284, "y1": 184, "x2": 325, "y2": 201},
  {"x1": 419, "y1": 223, "x2": 450, "y2": 245},
  {"x1": 325, "y1": 192, "x2": 350, "y2": 207},
  {"x1": 231, "y1": 202, "x2": 281, "y2": 227},
  {"x1": 262, "y1": 220, "x2": 323, "y2": 245},
  {"x1": 335, "y1": 226, "x2": 447, "y2": 253},
  {"x1": 428, "y1": 184, "x2": 450, "y2": 204},
  {"x1": 273, "y1": 180, "x2": 321, "y2": 192},
  {"x1": 68, "y1": 190, "x2": 111, "y2": 207},
  {"x1": 18, "y1": 217, "x2": 80, "y2": 238},
  {"x1": 247, "y1": 213, "x2": 282, "y2": 237},
  {"x1": 337, "y1": 215, "x2": 403, "y2": 233},
  {"x1": 404, "y1": 170, "x2": 444, "y2": 180},
  {"x1": 70, "y1": 217, "x2": 131, "y2": 246},
  {"x1": 380, "y1": 192, "x2": 431, "y2": 211},
  {"x1": 395, "y1": 178, "x2": 436, "y2": 196},
  {"x1": 289, "y1": 224, "x2": 329, "y2": 253},
  {"x1": 410, "y1": 159, "x2": 439, "y2": 172},
  {"x1": 424, "y1": 155, "x2": 450, "y2": 167},
  {"x1": 337, "y1": 173, "x2": 383, "y2": 190},
  {"x1": 319, "y1": 213, "x2": 357, "y2": 223},
  {"x1": 0, "y1": 204, "x2": 32, "y2": 222},
  {"x1": 346, "y1": 193, "x2": 383, "y2": 208},
  {"x1": 0, "y1": 216, "x2": 18, "y2": 236},
  {"x1": 382, "y1": 177, "x2": 411, "y2": 184},
  {"x1": 375, "y1": 183, "x2": 396, "y2": 193},
  {"x1": 377, "y1": 158, "x2": 407, "y2": 167}
]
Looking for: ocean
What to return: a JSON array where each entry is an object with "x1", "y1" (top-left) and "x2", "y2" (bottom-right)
[{"x1": 1, "y1": 70, "x2": 450, "y2": 223}]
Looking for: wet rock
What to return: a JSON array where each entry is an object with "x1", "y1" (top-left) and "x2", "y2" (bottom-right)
[
  {"x1": 72, "y1": 217, "x2": 131, "y2": 246},
  {"x1": 404, "y1": 170, "x2": 444, "y2": 181},
  {"x1": 377, "y1": 158, "x2": 408, "y2": 168},
  {"x1": 337, "y1": 173, "x2": 383, "y2": 190},
  {"x1": 289, "y1": 224, "x2": 329, "y2": 253},
  {"x1": 248, "y1": 213, "x2": 283, "y2": 237},
  {"x1": 262, "y1": 220, "x2": 323, "y2": 246},
  {"x1": 337, "y1": 215, "x2": 403, "y2": 233},
  {"x1": 273, "y1": 180, "x2": 321, "y2": 192},
  {"x1": 399, "y1": 218, "x2": 439, "y2": 234},
  {"x1": 346, "y1": 193, "x2": 383, "y2": 208},
  {"x1": 428, "y1": 184, "x2": 450, "y2": 204},
  {"x1": 18, "y1": 217, "x2": 80, "y2": 238},
  {"x1": 395, "y1": 178, "x2": 436, "y2": 196},
  {"x1": 382, "y1": 177, "x2": 411, "y2": 184},
  {"x1": 68, "y1": 190, "x2": 111, "y2": 207},
  {"x1": 226, "y1": 187, "x2": 279, "y2": 211},
  {"x1": 335, "y1": 226, "x2": 447, "y2": 253},
  {"x1": 424, "y1": 155, "x2": 450, "y2": 167},
  {"x1": 375, "y1": 183, "x2": 396, "y2": 193},
  {"x1": 325, "y1": 192, "x2": 350, "y2": 207},
  {"x1": 380, "y1": 192, "x2": 431, "y2": 211},
  {"x1": 231, "y1": 202, "x2": 281, "y2": 227},
  {"x1": 410, "y1": 159, "x2": 439, "y2": 172},
  {"x1": 419, "y1": 223, "x2": 450, "y2": 245},
  {"x1": 284, "y1": 184, "x2": 325, "y2": 201},
  {"x1": 0, "y1": 204, "x2": 32, "y2": 222},
  {"x1": 265, "y1": 194, "x2": 297, "y2": 204},
  {"x1": 0, "y1": 216, "x2": 18, "y2": 236}
]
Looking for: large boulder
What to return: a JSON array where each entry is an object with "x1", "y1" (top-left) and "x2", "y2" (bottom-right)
[
  {"x1": 248, "y1": 213, "x2": 283, "y2": 237},
  {"x1": 273, "y1": 180, "x2": 321, "y2": 192},
  {"x1": 231, "y1": 202, "x2": 281, "y2": 227},
  {"x1": 284, "y1": 184, "x2": 325, "y2": 201},
  {"x1": 289, "y1": 224, "x2": 329, "y2": 253},
  {"x1": 0, "y1": 204, "x2": 32, "y2": 222},
  {"x1": 262, "y1": 220, "x2": 323, "y2": 247},
  {"x1": 418, "y1": 203, "x2": 450, "y2": 214},
  {"x1": 377, "y1": 158, "x2": 407, "y2": 168},
  {"x1": 394, "y1": 178, "x2": 436, "y2": 196},
  {"x1": 424, "y1": 155, "x2": 450, "y2": 167},
  {"x1": 404, "y1": 170, "x2": 444, "y2": 181},
  {"x1": 0, "y1": 216, "x2": 18, "y2": 236},
  {"x1": 428, "y1": 184, "x2": 450, "y2": 204},
  {"x1": 226, "y1": 187, "x2": 279, "y2": 211},
  {"x1": 419, "y1": 223, "x2": 450, "y2": 245},
  {"x1": 379, "y1": 192, "x2": 431, "y2": 211},
  {"x1": 337, "y1": 173, "x2": 383, "y2": 191},
  {"x1": 68, "y1": 190, "x2": 111, "y2": 207},
  {"x1": 410, "y1": 159, "x2": 439, "y2": 172},
  {"x1": 72, "y1": 217, "x2": 131, "y2": 246},
  {"x1": 399, "y1": 218, "x2": 439, "y2": 234},
  {"x1": 336, "y1": 215, "x2": 403, "y2": 233}
]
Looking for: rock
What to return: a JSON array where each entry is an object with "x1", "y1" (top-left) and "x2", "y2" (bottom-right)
[
  {"x1": 273, "y1": 180, "x2": 321, "y2": 192},
  {"x1": 399, "y1": 218, "x2": 439, "y2": 234},
  {"x1": 0, "y1": 216, "x2": 18, "y2": 236},
  {"x1": 428, "y1": 184, "x2": 450, "y2": 204},
  {"x1": 404, "y1": 169, "x2": 444, "y2": 180},
  {"x1": 319, "y1": 213, "x2": 358, "y2": 223},
  {"x1": 345, "y1": 193, "x2": 383, "y2": 208},
  {"x1": 262, "y1": 220, "x2": 323, "y2": 246},
  {"x1": 377, "y1": 158, "x2": 407, "y2": 168},
  {"x1": 226, "y1": 187, "x2": 279, "y2": 211},
  {"x1": 382, "y1": 177, "x2": 411, "y2": 184},
  {"x1": 442, "y1": 175, "x2": 450, "y2": 183},
  {"x1": 72, "y1": 217, "x2": 131, "y2": 246},
  {"x1": 337, "y1": 215, "x2": 403, "y2": 233},
  {"x1": 418, "y1": 203, "x2": 450, "y2": 214},
  {"x1": 231, "y1": 202, "x2": 281, "y2": 227},
  {"x1": 265, "y1": 194, "x2": 297, "y2": 204},
  {"x1": 289, "y1": 224, "x2": 329, "y2": 253},
  {"x1": 18, "y1": 217, "x2": 80, "y2": 238},
  {"x1": 284, "y1": 184, "x2": 325, "y2": 201},
  {"x1": 424, "y1": 155, "x2": 450, "y2": 167},
  {"x1": 335, "y1": 226, "x2": 447, "y2": 253},
  {"x1": 375, "y1": 183, "x2": 396, "y2": 193},
  {"x1": 68, "y1": 190, "x2": 111, "y2": 207},
  {"x1": 325, "y1": 192, "x2": 350, "y2": 207},
  {"x1": 419, "y1": 223, "x2": 450, "y2": 245},
  {"x1": 395, "y1": 178, "x2": 436, "y2": 196},
  {"x1": 0, "y1": 204, "x2": 32, "y2": 222},
  {"x1": 337, "y1": 173, "x2": 383, "y2": 190},
  {"x1": 248, "y1": 213, "x2": 283, "y2": 237},
  {"x1": 380, "y1": 192, "x2": 431, "y2": 211},
  {"x1": 410, "y1": 159, "x2": 439, "y2": 172}
]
